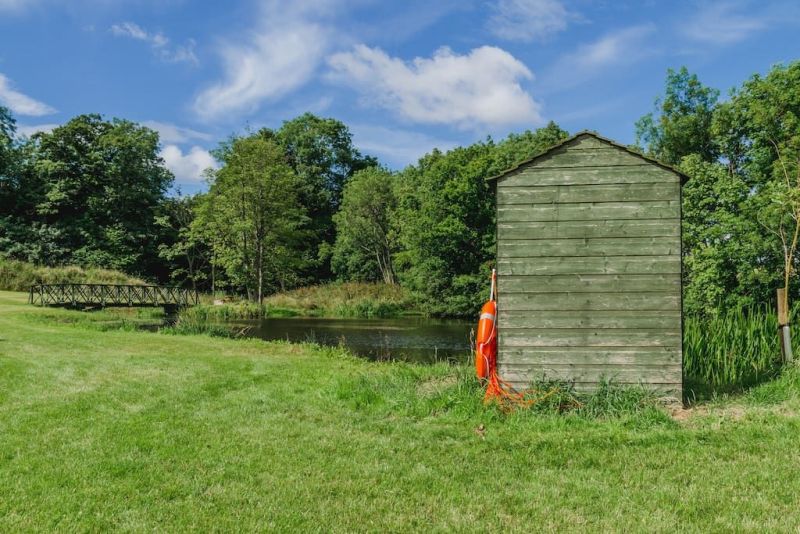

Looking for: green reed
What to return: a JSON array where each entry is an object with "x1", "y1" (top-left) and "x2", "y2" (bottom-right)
[{"x1": 684, "y1": 305, "x2": 798, "y2": 388}]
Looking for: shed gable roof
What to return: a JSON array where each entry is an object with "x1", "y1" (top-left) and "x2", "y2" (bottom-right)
[{"x1": 487, "y1": 130, "x2": 689, "y2": 183}]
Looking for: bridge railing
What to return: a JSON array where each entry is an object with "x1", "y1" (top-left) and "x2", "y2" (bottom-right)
[{"x1": 29, "y1": 283, "x2": 199, "y2": 309}]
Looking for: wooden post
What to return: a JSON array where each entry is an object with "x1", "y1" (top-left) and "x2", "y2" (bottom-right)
[{"x1": 778, "y1": 288, "x2": 793, "y2": 363}]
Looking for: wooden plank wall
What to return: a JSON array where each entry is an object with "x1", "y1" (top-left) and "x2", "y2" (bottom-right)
[{"x1": 495, "y1": 135, "x2": 682, "y2": 397}]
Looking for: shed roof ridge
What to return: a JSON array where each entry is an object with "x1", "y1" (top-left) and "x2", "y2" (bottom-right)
[{"x1": 487, "y1": 130, "x2": 689, "y2": 183}]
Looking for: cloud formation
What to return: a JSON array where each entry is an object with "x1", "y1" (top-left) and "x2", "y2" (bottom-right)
[
  {"x1": 488, "y1": 0, "x2": 570, "y2": 42},
  {"x1": 15, "y1": 123, "x2": 59, "y2": 137},
  {"x1": 350, "y1": 124, "x2": 456, "y2": 168},
  {"x1": 0, "y1": 73, "x2": 56, "y2": 116},
  {"x1": 110, "y1": 22, "x2": 198, "y2": 65},
  {"x1": 545, "y1": 25, "x2": 656, "y2": 90},
  {"x1": 161, "y1": 145, "x2": 217, "y2": 185},
  {"x1": 193, "y1": 1, "x2": 334, "y2": 121},
  {"x1": 142, "y1": 121, "x2": 212, "y2": 144},
  {"x1": 328, "y1": 45, "x2": 542, "y2": 128},
  {"x1": 682, "y1": 2, "x2": 769, "y2": 45},
  {"x1": 0, "y1": 0, "x2": 28, "y2": 12}
]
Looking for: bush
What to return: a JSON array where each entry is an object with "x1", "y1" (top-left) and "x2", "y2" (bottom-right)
[{"x1": 0, "y1": 258, "x2": 145, "y2": 292}]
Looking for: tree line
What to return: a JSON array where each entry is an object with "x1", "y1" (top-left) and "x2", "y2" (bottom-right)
[{"x1": 1, "y1": 61, "x2": 799, "y2": 316}]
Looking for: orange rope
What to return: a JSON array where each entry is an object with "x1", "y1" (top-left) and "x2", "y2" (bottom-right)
[{"x1": 480, "y1": 317, "x2": 565, "y2": 410}]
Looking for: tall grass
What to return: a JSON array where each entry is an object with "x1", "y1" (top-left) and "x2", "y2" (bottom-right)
[
  {"x1": 684, "y1": 305, "x2": 799, "y2": 388},
  {"x1": 0, "y1": 258, "x2": 145, "y2": 292},
  {"x1": 334, "y1": 364, "x2": 671, "y2": 424},
  {"x1": 263, "y1": 282, "x2": 415, "y2": 318}
]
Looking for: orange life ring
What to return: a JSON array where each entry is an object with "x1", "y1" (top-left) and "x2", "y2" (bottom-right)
[{"x1": 475, "y1": 299, "x2": 497, "y2": 379}]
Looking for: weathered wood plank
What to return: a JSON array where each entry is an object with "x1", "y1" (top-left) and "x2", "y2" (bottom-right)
[
  {"x1": 497, "y1": 256, "x2": 681, "y2": 275},
  {"x1": 498, "y1": 274, "x2": 680, "y2": 293},
  {"x1": 497, "y1": 346, "x2": 681, "y2": 365},
  {"x1": 530, "y1": 147, "x2": 648, "y2": 168},
  {"x1": 498, "y1": 310, "x2": 681, "y2": 329},
  {"x1": 497, "y1": 365, "x2": 682, "y2": 385},
  {"x1": 501, "y1": 381, "x2": 683, "y2": 396},
  {"x1": 498, "y1": 165, "x2": 680, "y2": 187},
  {"x1": 499, "y1": 328, "x2": 681, "y2": 347},
  {"x1": 499, "y1": 291, "x2": 680, "y2": 311},
  {"x1": 569, "y1": 136, "x2": 610, "y2": 149},
  {"x1": 497, "y1": 219, "x2": 680, "y2": 239},
  {"x1": 497, "y1": 201, "x2": 680, "y2": 222},
  {"x1": 498, "y1": 236, "x2": 681, "y2": 258},
  {"x1": 497, "y1": 182, "x2": 679, "y2": 205}
]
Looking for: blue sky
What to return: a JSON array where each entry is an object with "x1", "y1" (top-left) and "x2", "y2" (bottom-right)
[{"x1": 1, "y1": 0, "x2": 798, "y2": 193}]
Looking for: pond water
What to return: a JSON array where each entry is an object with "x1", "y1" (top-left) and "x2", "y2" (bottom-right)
[{"x1": 228, "y1": 316, "x2": 474, "y2": 364}]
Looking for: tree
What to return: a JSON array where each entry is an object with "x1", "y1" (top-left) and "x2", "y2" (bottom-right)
[
  {"x1": 635, "y1": 67, "x2": 720, "y2": 165},
  {"x1": 331, "y1": 167, "x2": 397, "y2": 284},
  {"x1": 679, "y1": 155, "x2": 755, "y2": 313},
  {"x1": 393, "y1": 123, "x2": 569, "y2": 316},
  {"x1": 718, "y1": 63, "x2": 800, "y2": 314},
  {"x1": 197, "y1": 135, "x2": 308, "y2": 302},
  {"x1": 155, "y1": 194, "x2": 211, "y2": 290},
  {"x1": 1, "y1": 115, "x2": 174, "y2": 274},
  {"x1": 0, "y1": 105, "x2": 14, "y2": 180},
  {"x1": 266, "y1": 113, "x2": 377, "y2": 281}
]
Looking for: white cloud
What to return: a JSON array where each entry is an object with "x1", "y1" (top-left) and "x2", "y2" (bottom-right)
[
  {"x1": 111, "y1": 21, "x2": 150, "y2": 41},
  {"x1": 193, "y1": 1, "x2": 334, "y2": 121},
  {"x1": 328, "y1": 45, "x2": 542, "y2": 128},
  {"x1": 161, "y1": 145, "x2": 217, "y2": 184},
  {"x1": 110, "y1": 22, "x2": 198, "y2": 65},
  {"x1": 488, "y1": 0, "x2": 571, "y2": 42},
  {"x1": 682, "y1": 2, "x2": 769, "y2": 45},
  {"x1": 0, "y1": 0, "x2": 29, "y2": 12},
  {"x1": 15, "y1": 123, "x2": 59, "y2": 138},
  {"x1": 142, "y1": 120, "x2": 212, "y2": 144},
  {"x1": 350, "y1": 124, "x2": 457, "y2": 168},
  {"x1": 544, "y1": 25, "x2": 656, "y2": 90},
  {"x1": 0, "y1": 73, "x2": 56, "y2": 116}
]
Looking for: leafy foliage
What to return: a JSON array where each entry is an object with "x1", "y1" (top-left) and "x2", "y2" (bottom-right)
[
  {"x1": 268, "y1": 113, "x2": 377, "y2": 281},
  {"x1": 196, "y1": 135, "x2": 308, "y2": 301},
  {"x1": 0, "y1": 115, "x2": 173, "y2": 276},
  {"x1": 635, "y1": 66, "x2": 720, "y2": 165},
  {"x1": 641, "y1": 62, "x2": 800, "y2": 314},
  {"x1": 393, "y1": 122, "x2": 569, "y2": 316},
  {"x1": 331, "y1": 167, "x2": 397, "y2": 284}
]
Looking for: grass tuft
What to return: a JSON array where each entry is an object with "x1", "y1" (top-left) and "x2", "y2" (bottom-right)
[
  {"x1": 263, "y1": 281, "x2": 416, "y2": 318},
  {"x1": 0, "y1": 258, "x2": 145, "y2": 292}
]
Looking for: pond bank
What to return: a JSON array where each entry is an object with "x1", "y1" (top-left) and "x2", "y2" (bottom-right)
[{"x1": 200, "y1": 281, "x2": 421, "y2": 319}]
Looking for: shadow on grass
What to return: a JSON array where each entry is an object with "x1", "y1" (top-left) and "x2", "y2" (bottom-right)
[{"x1": 684, "y1": 364, "x2": 798, "y2": 407}]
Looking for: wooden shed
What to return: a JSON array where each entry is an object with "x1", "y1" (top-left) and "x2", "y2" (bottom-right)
[{"x1": 489, "y1": 131, "x2": 685, "y2": 399}]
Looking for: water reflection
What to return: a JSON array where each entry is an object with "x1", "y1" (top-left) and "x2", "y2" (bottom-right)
[{"x1": 229, "y1": 316, "x2": 474, "y2": 363}]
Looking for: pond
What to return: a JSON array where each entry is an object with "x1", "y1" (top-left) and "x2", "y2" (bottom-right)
[{"x1": 228, "y1": 316, "x2": 474, "y2": 364}]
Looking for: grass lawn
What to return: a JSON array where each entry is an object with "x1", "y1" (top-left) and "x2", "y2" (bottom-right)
[{"x1": 1, "y1": 290, "x2": 800, "y2": 531}]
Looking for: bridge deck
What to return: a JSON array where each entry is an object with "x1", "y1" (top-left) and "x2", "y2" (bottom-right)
[{"x1": 29, "y1": 284, "x2": 198, "y2": 310}]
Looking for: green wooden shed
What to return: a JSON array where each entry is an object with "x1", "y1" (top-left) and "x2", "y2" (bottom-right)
[{"x1": 489, "y1": 131, "x2": 685, "y2": 399}]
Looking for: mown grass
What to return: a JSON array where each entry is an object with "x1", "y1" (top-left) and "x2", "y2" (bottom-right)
[
  {"x1": 0, "y1": 258, "x2": 146, "y2": 292},
  {"x1": 3, "y1": 290, "x2": 800, "y2": 530}
]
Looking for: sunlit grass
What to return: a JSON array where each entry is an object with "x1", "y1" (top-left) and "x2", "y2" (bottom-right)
[{"x1": 3, "y1": 290, "x2": 800, "y2": 531}]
